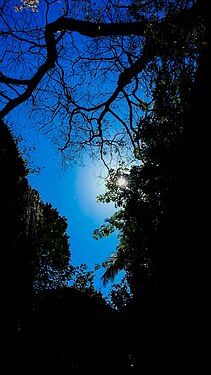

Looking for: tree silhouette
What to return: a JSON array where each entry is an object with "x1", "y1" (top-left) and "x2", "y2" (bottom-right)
[
  {"x1": 0, "y1": 0, "x2": 206, "y2": 166},
  {"x1": 32, "y1": 201, "x2": 71, "y2": 291},
  {"x1": 91, "y1": 1, "x2": 208, "y2": 370},
  {"x1": 0, "y1": 1, "x2": 208, "y2": 372},
  {"x1": 93, "y1": 59, "x2": 188, "y2": 368}
]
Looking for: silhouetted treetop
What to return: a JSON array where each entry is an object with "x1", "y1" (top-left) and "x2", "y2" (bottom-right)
[{"x1": 0, "y1": 0, "x2": 206, "y2": 165}]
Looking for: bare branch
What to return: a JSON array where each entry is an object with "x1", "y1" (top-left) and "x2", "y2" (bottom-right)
[
  {"x1": 0, "y1": 12, "x2": 181, "y2": 119},
  {"x1": 0, "y1": 2, "x2": 201, "y2": 165}
]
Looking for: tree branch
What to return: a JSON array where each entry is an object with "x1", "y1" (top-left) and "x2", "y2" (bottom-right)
[
  {"x1": 0, "y1": 16, "x2": 148, "y2": 120},
  {"x1": 47, "y1": 16, "x2": 147, "y2": 38},
  {"x1": 0, "y1": 6, "x2": 197, "y2": 120}
]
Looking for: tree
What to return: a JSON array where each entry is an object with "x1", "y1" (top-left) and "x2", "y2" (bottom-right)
[
  {"x1": 0, "y1": 0, "x2": 207, "y2": 167},
  {"x1": 92, "y1": 25, "x2": 208, "y2": 368},
  {"x1": 0, "y1": 116, "x2": 72, "y2": 305},
  {"x1": 0, "y1": 1, "x2": 208, "y2": 372},
  {"x1": 0, "y1": 115, "x2": 131, "y2": 372},
  {"x1": 32, "y1": 201, "x2": 72, "y2": 291},
  {"x1": 94, "y1": 42, "x2": 196, "y2": 296}
]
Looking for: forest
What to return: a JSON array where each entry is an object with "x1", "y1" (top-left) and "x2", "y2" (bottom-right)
[{"x1": 0, "y1": 0, "x2": 208, "y2": 373}]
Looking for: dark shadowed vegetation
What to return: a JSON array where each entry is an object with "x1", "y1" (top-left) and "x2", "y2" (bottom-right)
[{"x1": 0, "y1": 0, "x2": 208, "y2": 373}]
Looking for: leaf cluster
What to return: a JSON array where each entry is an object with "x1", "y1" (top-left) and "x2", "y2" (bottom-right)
[
  {"x1": 93, "y1": 27, "x2": 198, "y2": 308},
  {"x1": 32, "y1": 201, "x2": 72, "y2": 291}
]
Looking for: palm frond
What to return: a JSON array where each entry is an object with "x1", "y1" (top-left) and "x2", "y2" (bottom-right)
[{"x1": 101, "y1": 253, "x2": 124, "y2": 287}]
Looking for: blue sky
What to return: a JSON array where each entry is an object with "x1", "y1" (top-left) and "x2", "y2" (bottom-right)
[
  {"x1": 15, "y1": 120, "x2": 120, "y2": 293},
  {"x1": 1, "y1": 0, "x2": 127, "y2": 295}
]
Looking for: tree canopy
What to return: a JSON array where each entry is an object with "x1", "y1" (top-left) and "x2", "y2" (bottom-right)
[
  {"x1": 93, "y1": 43, "x2": 190, "y2": 306},
  {"x1": 0, "y1": 0, "x2": 206, "y2": 166},
  {"x1": 0, "y1": 0, "x2": 208, "y2": 373}
]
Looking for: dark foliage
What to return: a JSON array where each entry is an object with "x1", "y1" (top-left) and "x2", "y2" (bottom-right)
[
  {"x1": 0, "y1": 119, "x2": 36, "y2": 369},
  {"x1": 27, "y1": 287, "x2": 131, "y2": 374},
  {"x1": 32, "y1": 201, "x2": 71, "y2": 291},
  {"x1": 94, "y1": 1, "x2": 209, "y2": 372},
  {"x1": 0, "y1": 1, "x2": 209, "y2": 373},
  {"x1": 0, "y1": 121, "x2": 131, "y2": 373}
]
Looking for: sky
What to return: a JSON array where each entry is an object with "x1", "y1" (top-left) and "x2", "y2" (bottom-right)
[
  {"x1": 1, "y1": 0, "x2": 126, "y2": 296},
  {"x1": 15, "y1": 119, "x2": 121, "y2": 294}
]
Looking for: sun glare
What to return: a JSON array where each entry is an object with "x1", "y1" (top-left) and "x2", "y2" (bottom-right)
[{"x1": 117, "y1": 177, "x2": 127, "y2": 188}]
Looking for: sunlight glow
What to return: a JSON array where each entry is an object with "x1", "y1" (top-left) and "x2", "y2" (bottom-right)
[{"x1": 117, "y1": 177, "x2": 127, "y2": 188}]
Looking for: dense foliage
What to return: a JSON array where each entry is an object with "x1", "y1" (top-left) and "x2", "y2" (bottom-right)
[
  {"x1": 32, "y1": 202, "x2": 71, "y2": 290},
  {"x1": 0, "y1": 0, "x2": 206, "y2": 167},
  {"x1": 0, "y1": 0, "x2": 208, "y2": 373},
  {"x1": 28, "y1": 286, "x2": 130, "y2": 374},
  {"x1": 94, "y1": 17, "x2": 200, "y2": 305},
  {"x1": 0, "y1": 119, "x2": 70, "y2": 312}
]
